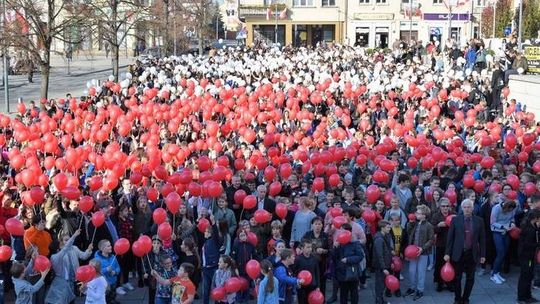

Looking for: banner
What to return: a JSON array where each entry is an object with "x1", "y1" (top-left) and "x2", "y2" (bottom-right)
[{"x1": 524, "y1": 46, "x2": 540, "y2": 73}]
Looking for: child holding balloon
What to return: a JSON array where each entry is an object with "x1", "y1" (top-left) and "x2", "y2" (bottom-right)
[
  {"x1": 93, "y1": 239, "x2": 121, "y2": 304},
  {"x1": 11, "y1": 261, "x2": 49, "y2": 304},
  {"x1": 81, "y1": 259, "x2": 107, "y2": 304},
  {"x1": 213, "y1": 255, "x2": 238, "y2": 304}
]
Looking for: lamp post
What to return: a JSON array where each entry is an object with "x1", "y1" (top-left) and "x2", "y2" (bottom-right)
[
  {"x1": 2, "y1": 0, "x2": 9, "y2": 113},
  {"x1": 517, "y1": 0, "x2": 522, "y2": 50},
  {"x1": 492, "y1": 0, "x2": 496, "y2": 38}
]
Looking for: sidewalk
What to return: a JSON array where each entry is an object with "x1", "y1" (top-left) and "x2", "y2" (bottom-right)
[{"x1": 0, "y1": 54, "x2": 133, "y2": 113}]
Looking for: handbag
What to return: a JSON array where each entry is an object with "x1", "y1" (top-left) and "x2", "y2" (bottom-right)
[{"x1": 343, "y1": 264, "x2": 359, "y2": 282}]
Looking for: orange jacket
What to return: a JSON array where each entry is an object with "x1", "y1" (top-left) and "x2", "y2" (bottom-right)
[{"x1": 23, "y1": 226, "x2": 52, "y2": 256}]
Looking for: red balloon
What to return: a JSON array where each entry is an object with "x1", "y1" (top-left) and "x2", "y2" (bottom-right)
[
  {"x1": 312, "y1": 177, "x2": 325, "y2": 192},
  {"x1": 243, "y1": 195, "x2": 257, "y2": 209},
  {"x1": 91, "y1": 211, "x2": 106, "y2": 227},
  {"x1": 275, "y1": 203, "x2": 287, "y2": 220},
  {"x1": 480, "y1": 156, "x2": 495, "y2": 169},
  {"x1": 404, "y1": 245, "x2": 420, "y2": 260},
  {"x1": 154, "y1": 165, "x2": 169, "y2": 181},
  {"x1": 130, "y1": 171, "x2": 143, "y2": 185},
  {"x1": 207, "y1": 181, "x2": 223, "y2": 198},
  {"x1": 234, "y1": 190, "x2": 247, "y2": 206},
  {"x1": 298, "y1": 270, "x2": 312, "y2": 285},
  {"x1": 211, "y1": 287, "x2": 227, "y2": 301},
  {"x1": 157, "y1": 222, "x2": 173, "y2": 240},
  {"x1": 269, "y1": 181, "x2": 282, "y2": 196},
  {"x1": 332, "y1": 216, "x2": 347, "y2": 229},
  {"x1": 76, "y1": 265, "x2": 96, "y2": 283},
  {"x1": 362, "y1": 209, "x2": 376, "y2": 223},
  {"x1": 88, "y1": 176, "x2": 103, "y2": 191},
  {"x1": 328, "y1": 174, "x2": 341, "y2": 187},
  {"x1": 337, "y1": 230, "x2": 352, "y2": 245},
  {"x1": 441, "y1": 262, "x2": 456, "y2": 282},
  {"x1": 385, "y1": 275, "x2": 400, "y2": 292},
  {"x1": 308, "y1": 289, "x2": 325, "y2": 304},
  {"x1": 5, "y1": 218, "x2": 24, "y2": 236},
  {"x1": 524, "y1": 182, "x2": 537, "y2": 196},
  {"x1": 61, "y1": 186, "x2": 81, "y2": 200},
  {"x1": 254, "y1": 209, "x2": 272, "y2": 224},
  {"x1": 197, "y1": 218, "x2": 210, "y2": 233},
  {"x1": 114, "y1": 238, "x2": 130, "y2": 255},
  {"x1": 0, "y1": 245, "x2": 12, "y2": 262},
  {"x1": 507, "y1": 174, "x2": 520, "y2": 190},
  {"x1": 147, "y1": 188, "x2": 159, "y2": 202},
  {"x1": 138, "y1": 235, "x2": 152, "y2": 253},
  {"x1": 366, "y1": 184, "x2": 380, "y2": 204},
  {"x1": 153, "y1": 208, "x2": 168, "y2": 225},
  {"x1": 29, "y1": 187, "x2": 45, "y2": 205},
  {"x1": 225, "y1": 277, "x2": 242, "y2": 293},
  {"x1": 246, "y1": 259, "x2": 261, "y2": 280},
  {"x1": 131, "y1": 240, "x2": 145, "y2": 257},
  {"x1": 391, "y1": 256, "x2": 402, "y2": 272},
  {"x1": 34, "y1": 255, "x2": 51, "y2": 272},
  {"x1": 463, "y1": 175, "x2": 475, "y2": 188},
  {"x1": 53, "y1": 173, "x2": 68, "y2": 191},
  {"x1": 408, "y1": 213, "x2": 416, "y2": 222},
  {"x1": 330, "y1": 207, "x2": 343, "y2": 217},
  {"x1": 165, "y1": 192, "x2": 182, "y2": 214},
  {"x1": 79, "y1": 196, "x2": 94, "y2": 213},
  {"x1": 247, "y1": 232, "x2": 258, "y2": 246},
  {"x1": 509, "y1": 227, "x2": 521, "y2": 239}
]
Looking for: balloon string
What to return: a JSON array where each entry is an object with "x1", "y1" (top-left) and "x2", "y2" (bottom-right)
[
  {"x1": 90, "y1": 228, "x2": 97, "y2": 244},
  {"x1": 78, "y1": 214, "x2": 84, "y2": 230},
  {"x1": 141, "y1": 257, "x2": 147, "y2": 274},
  {"x1": 145, "y1": 254, "x2": 153, "y2": 271},
  {"x1": 173, "y1": 214, "x2": 175, "y2": 233},
  {"x1": 240, "y1": 207, "x2": 244, "y2": 222}
]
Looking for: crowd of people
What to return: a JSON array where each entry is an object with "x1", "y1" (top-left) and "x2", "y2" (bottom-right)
[{"x1": 0, "y1": 36, "x2": 539, "y2": 304}]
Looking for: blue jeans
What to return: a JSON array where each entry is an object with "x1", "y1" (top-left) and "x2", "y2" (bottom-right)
[
  {"x1": 202, "y1": 266, "x2": 217, "y2": 304},
  {"x1": 493, "y1": 232, "x2": 510, "y2": 275},
  {"x1": 155, "y1": 297, "x2": 171, "y2": 304},
  {"x1": 0, "y1": 273, "x2": 4, "y2": 304},
  {"x1": 408, "y1": 254, "x2": 429, "y2": 292}
]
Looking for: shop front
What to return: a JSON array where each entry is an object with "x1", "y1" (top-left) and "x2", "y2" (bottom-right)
[
  {"x1": 422, "y1": 13, "x2": 471, "y2": 44},
  {"x1": 244, "y1": 21, "x2": 341, "y2": 46},
  {"x1": 349, "y1": 13, "x2": 394, "y2": 49}
]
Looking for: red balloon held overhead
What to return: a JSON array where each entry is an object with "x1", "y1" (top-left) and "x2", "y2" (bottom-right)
[
  {"x1": 157, "y1": 222, "x2": 173, "y2": 240},
  {"x1": 114, "y1": 238, "x2": 130, "y2": 255},
  {"x1": 88, "y1": 176, "x2": 103, "y2": 191},
  {"x1": 243, "y1": 195, "x2": 257, "y2": 209},
  {"x1": 507, "y1": 174, "x2": 520, "y2": 190},
  {"x1": 29, "y1": 187, "x2": 45, "y2": 205},
  {"x1": 79, "y1": 196, "x2": 94, "y2": 213},
  {"x1": 131, "y1": 240, "x2": 145, "y2": 257},
  {"x1": 366, "y1": 184, "x2": 380, "y2": 204},
  {"x1": 254, "y1": 209, "x2": 272, "y2": 224},
  {"x1": 34, "y1": 255, "x2": 51, "y2": 272},
  {"x1": 332, "y1": 216, "x2": 347, "y2": 229},
  {"x1": 524, "y1": 182, "x2": 537, "y2": 196},
  {"x1": 61, "y1": 186, "x2": 81, "y2": 200},
  {"x1": 298, "y1": 270, "x2": 312, "y2": 285},
  {"x1": 5, "y1": 218, "x2": 24, "y2": 236},
  {"x1": 234, "y1": 190, "x2": 247, "y2": 206},
  {"x1": 147, "y1": 188, "x2": 159, "y2": 202},
  {"x1": 91, "y1": 211, "x2": 106, "y2": 227},
  {"x1": 153, "y1": 208, "x2": 168, "y2": 225},
  {"x1": 247, "y1": 232, "x2": 258, "y2": 246},
  {"x1": 165, "y1": 192, "x2": 182, "y2": 214},
  {"x1": 53, "y1": 173, "x2": 68, "y2": 191},
  {"x1": 362, "y1": 209, "x2": 376, "y2": 223},
  {"x1": 138, "y1": 235, "x2": 152, "y2": 253},
  {"x1": 269, "y1": 181, "x2": 282, "y2": 196}
]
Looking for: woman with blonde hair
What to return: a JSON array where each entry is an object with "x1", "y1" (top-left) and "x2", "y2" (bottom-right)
[{"x1": 82, "y1": 259, "x2": 108, "y2": 304}]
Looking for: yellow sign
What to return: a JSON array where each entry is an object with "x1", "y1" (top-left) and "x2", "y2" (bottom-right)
[
  {"x1": 353, "y1": 13, "x2": 394, "y2": 20},
  {"x1": 524, "y1": 46, "x2": 540, "y2": 73}
]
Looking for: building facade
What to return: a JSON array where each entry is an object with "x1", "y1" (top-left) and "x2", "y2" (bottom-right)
[{"x1": 239, "y1": 0, "x2": 485, "y2": 48}]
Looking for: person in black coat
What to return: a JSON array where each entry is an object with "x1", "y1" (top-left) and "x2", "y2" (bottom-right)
[
  {"x1": 332, "y1": 223, "x2": 364, "y2": 304},
  {"x1": 243, "y1": 184, "x2": 276, "y2": 220},
  {"x1": 373, "y1": 220, "x2": 393, "y2": 304},
  {"x1": 87, "y1": 199, "x2": 119, "y2": 250},
  {"x1": 293, "y1": 239, "x2": 320, "y2": 304},
  {"x1": 517, "y1": 209, "x2": 540, "y2": 303},
  {"x1": 490, "y1": 62, "x2": 504, "y2": 115},
  {"x1": 444, "y1": 199, "x2": 486, "y2": 304}
]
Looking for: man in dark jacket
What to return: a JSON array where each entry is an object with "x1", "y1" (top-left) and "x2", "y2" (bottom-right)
[
  {"x1": 444, "y1": 199, "x2": 486, "y2": 304},
  {"x1": 332, "y1": 223, "x2": 364, "y2": 304},
  {"x1": 373, "y1": 220, "x2": 392, "y2": 304},
  {"x1": 517, "y1": 209, "x2": 540, "y2": 304}
]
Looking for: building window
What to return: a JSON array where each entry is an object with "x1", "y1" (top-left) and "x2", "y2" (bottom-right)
[
  {"x1": 293, "y1": 0, "x2": 313, "y2": 6},
  {"x1": 359, "y1": 0, "x2": 370, "y2": 4},
  {"x1": 433, "y1": 0, "x2": 443, "y2": 3},
  {"x1": 402, "y1": 0, "x2": 409, "y2": 3},
  {"x1": 376, "y1": 0, "x2": 387, "y2": 4},
  {"x1": 476, "y1": 0, "x2": 484, "y2": 6},
  {"x1": 322, "y1": 0, "x2": 335, "y2": 6}
]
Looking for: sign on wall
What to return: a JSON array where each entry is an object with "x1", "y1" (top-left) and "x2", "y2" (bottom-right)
[{"x1": 524, "y1": 46, "x2": 540, "y2": 73}]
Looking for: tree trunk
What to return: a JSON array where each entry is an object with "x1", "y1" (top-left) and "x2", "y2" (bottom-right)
[
  {"x1": 112, "y1": 44, "x2": 120, "y2": 82},
  {"x1": 164, "y1": 0, "x2": 170, "y2": 56},
  {"x1": 39, "y1": 47, "x2": 51, "y2": 99},
  {"x1": 39, "y1": 65, "x2": 50, "y2": 100}
]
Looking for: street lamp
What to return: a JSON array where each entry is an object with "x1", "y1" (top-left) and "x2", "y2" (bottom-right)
[
  {"x1": 517, "y1": 0, "x2": 522, "y2": 49},
  {"x1": 2, "y1": 0, "x2": 9, "y2": 113}
]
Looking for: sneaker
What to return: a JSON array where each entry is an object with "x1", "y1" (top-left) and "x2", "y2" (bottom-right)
[
  {"x1": 496, "y1": 273, "x2": 506, "y2": 282},
  {"x1": 405, "y1": 288, "x2": 416, "y2": 296},
  {"x1": 490, "y1": 275, "x2": 503, "y2": 284},
  {"x1": 116, "y1": 287, "x2": 127, "y2": 295},
  {"x1": 395, "y1": 290, "x2": 402, "y2": 297},
  {"x1": 123, "y1": 282, "x2": 135, "y2": 291},
  {"x1": 413, "y1": 292, "x2": 424, "y2": 301},
  {"x1": 427, "y1": 264, "x2": 434, "y2": 271}
]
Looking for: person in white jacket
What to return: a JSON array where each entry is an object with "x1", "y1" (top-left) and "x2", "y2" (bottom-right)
[{"x1": 82, "y1": 259, "x2": 108, "y2": 304}]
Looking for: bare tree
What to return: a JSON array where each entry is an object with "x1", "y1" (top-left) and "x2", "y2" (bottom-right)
[
  {"x1": 1, "y1": 0, "x2": 90, "y2": 99},
  {"x1": 86, "y1": 0, "x2": 148, "y2": 81},
  {"x1": 177, "y1": 0, "x2": 217, "y2": 55}
]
